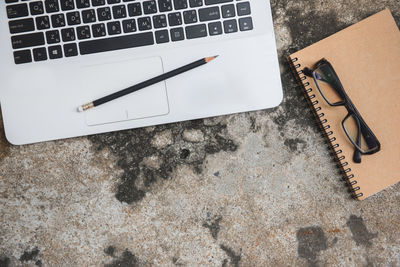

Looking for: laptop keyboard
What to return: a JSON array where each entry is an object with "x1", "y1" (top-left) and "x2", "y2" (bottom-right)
[{"x1": 5, "y1": 0, "x2": 254, "y2": 64}]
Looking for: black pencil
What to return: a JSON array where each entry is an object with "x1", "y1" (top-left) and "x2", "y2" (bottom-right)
[{"x1": 78, "y1": 55, "x2": 219, "y2": 112}]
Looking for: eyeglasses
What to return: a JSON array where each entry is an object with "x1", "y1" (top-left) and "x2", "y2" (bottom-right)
[{"x1": 303, "y1": 59, "x2": 380, "y2": 163}]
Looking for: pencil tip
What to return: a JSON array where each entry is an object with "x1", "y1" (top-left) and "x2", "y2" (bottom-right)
[
  {"x1": 205, "y1": 55, "x2": 219, "y2": 63},
  {"x1": 78, "y1": 106, "x2": 83, "y2": 112}
]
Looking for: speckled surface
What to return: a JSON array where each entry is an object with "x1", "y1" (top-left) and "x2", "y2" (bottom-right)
[{"x1": 1, "y1": 1, "x2": 399, "y2": 266}]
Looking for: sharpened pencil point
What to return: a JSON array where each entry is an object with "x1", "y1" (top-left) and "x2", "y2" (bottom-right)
[{"x1": 205, "y1": 55, "x2": 219, "y2": 63}]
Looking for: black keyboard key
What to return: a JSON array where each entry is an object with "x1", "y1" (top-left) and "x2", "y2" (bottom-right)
[
  {"x1": 128, "y1": 3, "x2": 142, "y2": 17},
  {"x1": 198, "y1": 7, "x2": 220, "y2": 22},
  {"x1": 64, "y1": 43, "x2": 78, "y2": 57},
  {"x1": 77, "y1": 25, "x2": 91, "y2": 39},
  {"x1": 45, "y1": 0, "x2": 60, "y2": 13},
  {"x1": 237, "y1": 2, "x2": 250, "y2": 16},
  {"x1": 153, "y1": 14, "x2": 167, "y2": 28},
  {"x1": 168, "y1": 12, "x2": 182, "y2": 26},
  {"x1": 76, "y1": 0, "x2": 90, "y2": 8},
  {"x1": 97, "y1": 7, "x2": 112, "y2": 21},
  {"x1": 92, "y1": 23, "x2": 106, "y2": 37},
  {"x1": 79, "y1": 32, "x2": 154, "y2": 55},
  {"x1": 61, "y1": 28, "x2": 76, "y2": 41},
  {"x1": 137, "y1": 17, "x2": 152, "y2": 31},
  {"x1": 6, "y1": 0, "x2": 19, "y2": 3},
  {"x1": 33, "y1": 47, "x2": 48, "y2": 61},
  {"x1": 36, "y1": 16, "x2": 50, "y2": 30},
  {"x1": 174, "y1": 0, "x2": 187, "y2": 10},
  {"x1": 66, "y1": 11, "x2": 81, "y2": 25},
  {"x1": 122, "y1": 19, "x2": 136, "y2": 33},
  {"x1": 9, "y1": 18, "x2": 35, "y2": 34},
  {"x1": 7, "y1": 4, "x2": 29, "y2": 19},
  {"x1": 239, "y1": 17, "x2": 253, "y2": 31},
  {"x1": 46, "y1": 30, "x2": 61, "y2": 44},
  {"x1": 107, "y1": 0, "x2": 120, "y2": 4},
  {"x1": 208, "y1": 21, "x2": 222, "y2": 35},
  {"x1": 14, "y1": 50, "x2": 32, "y2": 64},
  {"x1": 112, "y1": 5, "x2": 127, "y2": 19},
  {"x1": 30, "y1": 1, "x2": 44, "y2": 15},
  {"x1": 158, "y1": 0, "x2": 173, "y2": 12},
  {"x1": 170, "y1": 27, "x2": 184, "y2": 41},
  {"x1": 92, "y1": 0, "x2": 105, "y2": 6},
  {"x1": 221, "y1": 4, "x2": 235, "y2": 18},
  {"x1": 189, "y1": 0, "x2": 202, "y2": 7},
  {"x1": 155, "y1": 30, "x2": 169, "y2": 44},
  {"x1": 183, "y1": 10, "x2": 197, "y2": 24},
  {"x1": 185, "y1": 24, "x2": 206, "y2": 39},
  {"x1": 82, "y1": 9, "x2": 96, "y2": 23},
  {"x1": 107, "y1": 21, "x2": 121, "y2": 35},
  {"x1": 60, "y1": 0, "x2": 75, "y2": 11},
  {"x1": 143, "y1": 1, "x2": 157, "y2": 14},
  {"x1": 48, "y1": 45, "x2": 63, "y2": 59},
  {"x1": 51, "y1": 14, "x2": 66, "y2": 28},
  {"x1": 11, "y1": 32, "x2": 45, "y2": 49},
  {"x1": 223, "y1": 19, "x2": 237, "y2": 33},
  {"x1": 205, "y1": 0, "x2": 231, "y2": 5}
]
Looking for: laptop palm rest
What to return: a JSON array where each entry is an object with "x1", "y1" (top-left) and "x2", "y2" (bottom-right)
[{"x1": 81, "y1": 56, "x2": 169, "y2": 126}]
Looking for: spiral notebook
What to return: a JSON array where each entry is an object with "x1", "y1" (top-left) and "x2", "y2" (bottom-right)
[{"x1": 288, "y1": 9, "x2": 400, "y2": 200}]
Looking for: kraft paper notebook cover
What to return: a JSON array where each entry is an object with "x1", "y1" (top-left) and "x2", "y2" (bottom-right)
[{"x1": 288, "y1": 9, "x2": 400, "y2": 200}]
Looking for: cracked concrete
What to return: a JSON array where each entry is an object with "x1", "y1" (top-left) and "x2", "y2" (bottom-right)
[{"x1": 1, "y1": 1, "x2": 399, "y2": 266}]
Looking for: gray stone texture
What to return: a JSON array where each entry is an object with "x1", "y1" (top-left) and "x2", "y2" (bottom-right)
[{"x1": 1, "y1": 1, "x2": 399, "y2": 266}]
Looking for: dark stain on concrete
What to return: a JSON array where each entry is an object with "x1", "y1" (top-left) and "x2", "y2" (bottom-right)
[
  {"x1": 202, "y1": 216, "x2": 222, "y2": 240},
  {"x1": 220, "y1": 245, "x2": 241, "y2": 267},
  {"x1": 104, "y1": 249, "x2": 139, "y2": 267},
  {"x1": 172, "y1": 256, "x2": 184, "y2": 266},
  {"x1": 104, "y1": 246, "x2": 116, "y2": 257},
  {"x1": 221, "y1": 258, "x2": 228, "y2": 267},
  {"x1": 89, "y1": 120, "x2": 237, "y2": 204},
  {"x1": 249, "y1": 115, "x2": 260, "y2": 133},
  {"x1": 346, "y1": 215, "x2": 378, "y2": 247},
  {"x1": 284, "y1": 138, "x2": 306, "y2": 152},
  {"x1": 297, "y1": 226, "x2": 328, "y2": 267},
  {"x1": 19, "y1": 248, "x2": 40, "y2": 263},
  {"x1": 179, "y1": 148, "x2": 190, "y2": 159},
  {"x1": 0, "y1": 256, "x2": 10, "y2": 267},
  {"x1": 35, "y1": 259, "x2": 42, "y2": 267}
]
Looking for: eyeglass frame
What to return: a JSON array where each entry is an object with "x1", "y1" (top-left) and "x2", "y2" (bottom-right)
[{"x1": 303, "y1": 58, "x2": 381, "y2": 163}]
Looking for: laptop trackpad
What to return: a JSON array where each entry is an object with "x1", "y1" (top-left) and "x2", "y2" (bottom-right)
[{"x1": 81, "y1": 56, "x2": 169, "y2": 126}]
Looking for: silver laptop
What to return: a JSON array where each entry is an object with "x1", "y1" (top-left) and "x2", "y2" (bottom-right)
[{"x1": 0, "y1": 0, "x2": 282, "y2": 145}]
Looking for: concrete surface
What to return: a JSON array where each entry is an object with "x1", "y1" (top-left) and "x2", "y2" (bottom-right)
[{"x1": 1, "y1": 1, "x2": 399, "y2": 266}]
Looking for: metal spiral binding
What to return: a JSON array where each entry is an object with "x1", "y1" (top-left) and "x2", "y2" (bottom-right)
[{"x1": 290, "y1": 57, "x2": 363, "y2": 198}]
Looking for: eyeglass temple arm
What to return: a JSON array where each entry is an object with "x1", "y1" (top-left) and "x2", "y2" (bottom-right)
[
  {"x1": 357, "y1": 114, "x2": 381, "y2": 149},
  {"x1": 353, "y1": 125, "x2": 362, "y2": 163}
]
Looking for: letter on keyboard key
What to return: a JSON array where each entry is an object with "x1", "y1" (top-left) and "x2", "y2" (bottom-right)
[
  {"x1": 7, "y1": 4, "x2": 29, "y2": 19},
  {"x1": 11, "y1": 32, "x2": 45, "y2": 49},
  {"x1": 185, "y1": 24, "x2": 207, "y2": 39},
  {"x1": 79, "y1": 32, "x2": 154, "y2": 55}
]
